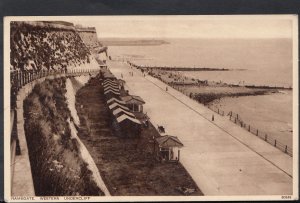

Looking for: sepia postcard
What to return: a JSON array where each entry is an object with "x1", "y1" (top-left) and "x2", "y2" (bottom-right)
[{"x1": 3, "y1": 15, "x2": 299, "y2": 202}]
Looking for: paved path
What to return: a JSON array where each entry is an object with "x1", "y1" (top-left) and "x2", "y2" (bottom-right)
[{"x1": 107, "y1": 61, "x2": 293, "y2": 196}]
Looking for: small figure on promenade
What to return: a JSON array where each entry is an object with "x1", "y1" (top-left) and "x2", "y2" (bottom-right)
[
  {"x1": 212, "y1": 114, "x2": 214, "y2": 121},
  {"x1": 166, "y1": 86, "x2": 168, "y2": 91},
  {"x1": 121, "y1": 73, "x2": 123, "y2": 78}
]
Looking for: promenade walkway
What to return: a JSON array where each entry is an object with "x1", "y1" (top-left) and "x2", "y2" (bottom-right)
[{"x1": 107, "y1": 61, "x2": 293, "y2": 196}]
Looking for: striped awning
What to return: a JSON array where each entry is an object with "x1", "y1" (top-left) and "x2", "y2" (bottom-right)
[
  {"x1": 108, "y1": 102, "x2": 129, "y2": 111},
  {"x1": 116, "y1": 114, "x2": 141, "y2": 125},
  {"x1": 104, "y1": 86, "x2": 120, "y2": 92},
  {"x1": 112, "y1": 108, "x2": 135, "y2": 118},
  {"x1": 107, "y1": 98, "x2": 126, "y2": 105},
  {"x1": 103, "y1": 83, "x2": 119, "y2": 89},
  {"x1": 104, "y1": 89, "x2": 120, "y2": 95}
]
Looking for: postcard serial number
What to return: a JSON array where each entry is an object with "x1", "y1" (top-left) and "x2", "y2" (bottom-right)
[{"x1": 281, "y1": 195, "x2": 292, "y2": 199}]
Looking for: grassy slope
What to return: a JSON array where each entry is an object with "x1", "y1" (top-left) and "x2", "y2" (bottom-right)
[{"x1": 23, "y1": 78, "x2": 103, "y2": 196}]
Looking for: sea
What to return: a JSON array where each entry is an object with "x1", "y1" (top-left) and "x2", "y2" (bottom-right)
[{"x1": 108, "y1": 38, "x2": 294, "y2": 147}]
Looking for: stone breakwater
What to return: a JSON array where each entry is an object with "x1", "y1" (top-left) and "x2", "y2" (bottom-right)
[{"x1": 128, "y1": 61, "x2": 229, "y2": 71}]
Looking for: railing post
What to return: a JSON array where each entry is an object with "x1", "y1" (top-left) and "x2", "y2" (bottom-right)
[
  {"x1": 274, "y1": 140, "x2": 277, "y2": 147},
  {"x1": 256, "y1": 129, "x2": 258, "y2": 136},
  {"x1": 21, "y1": 72, "x2": 24, "y2": 85},
  {"x1": 16, "y1": 139, "x2": 21, "y2": 155},
  {"x1": 248, "y1": 125, "x2": 250, "y2": 131},
  {"x1": 30, "y1": 71, "x2": 33, "y2": 82},
  {"x1": 23, "y1": 72, "x2": 26, "y2": 85},
  {"x1": 15, "y1": 71, "x2": 18, "y2": 90},
  {"x1": 18, "y1": 71, "x2": 21, "y2": 88},
  {"x1": 285, "y1": 145, "x2": 287, "y2": 153},
  {"x1": 28, "y1": 71, "x2": 31, "y2": 82},
  {"x1": 265, "y1": 134, "x2": 267, "y2": 141}
]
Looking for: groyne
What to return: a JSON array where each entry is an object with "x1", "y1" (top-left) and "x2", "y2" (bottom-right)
[
  {"x1": 245, "y1": 85, "x2": 292, "y2": 90},
  {"x1": 127, "y1": 61, "x2": 229, "y2": 71}
]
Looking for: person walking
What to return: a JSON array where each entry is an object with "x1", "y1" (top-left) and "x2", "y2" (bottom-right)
[{"x1": 212, "y1": 114, "x2": 214, "y2": 121}]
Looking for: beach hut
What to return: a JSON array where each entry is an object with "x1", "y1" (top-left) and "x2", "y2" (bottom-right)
[
  {"x1": 116, "y1": 114, "x2": 142, "y2": 137},
  {"x1": 121, "y1": 95, "x2": 146, "y2": 112},
  {"x1": 103, "y1": 79, "x2": 118, "y2": 85},
  {"x1": 112, "y1": 107, "x2": 135, "y2": 118},
  {"x1": 155, "y1": 135, "x2": 184, "y2": 162},
  {"x1": 103, "y1": 82, "x2": 118, "y2": 87},
  {"x1": 104, "y1": 89, "x2": 120, "y2": 100},
  {"x1": 103, "y1": 82, "x2": 120, "y2": 88},
  {"x1": 104, "y1": 86, "x2": 120, "y2": 93},
  {"x1": 107, "y1": 98, "x2": 126, "y2": 106},
  {"x1": 103, "y1": 83, "x2": 119, "y2": 89},
  {"x1": 108, "y1": 102, "x2": 130, "y2": 112},
  {"x1": 103, "y1": 77, "x2": 115, "y2": 81}
]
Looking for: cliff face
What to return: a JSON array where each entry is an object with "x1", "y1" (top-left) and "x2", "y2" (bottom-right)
[
  {"x1": 76, "y1": 27, "x2": 99, "y2": 49},
  {"x1": 75, "y1": 26, "x2": 107, "y2": 61},
  {"x1": 10, "y1": 21, "x2": 92, "y2": 72}
]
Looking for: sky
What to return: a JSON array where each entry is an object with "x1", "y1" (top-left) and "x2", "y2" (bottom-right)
[{"x1": 71, "y1": 15, "x2": 295, "y2": 39}]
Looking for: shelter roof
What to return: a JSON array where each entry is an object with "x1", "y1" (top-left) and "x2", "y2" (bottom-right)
[
  {"x1": 121, "y1": 95, "x2": 145, "y2": 104},
  {"x1": 155, "y1": 135, "x2": 184, "y2": 148}
]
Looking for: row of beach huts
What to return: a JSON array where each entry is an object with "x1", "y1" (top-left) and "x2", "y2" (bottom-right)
[{"x1": 97, "y1": 67, "x2": 184, "y2": 162}]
